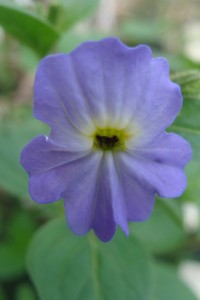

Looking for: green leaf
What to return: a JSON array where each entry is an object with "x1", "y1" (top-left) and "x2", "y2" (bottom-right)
[
  {"x1": 0, "y1": 207, "x2": 36, "y2": 280},
  {"x1": 0, "y1": 1, "x2": 59, "y2": 56},
  {"x1": 48, "y1": 0, "x2": 100, "y2": 32},
  {"x1": 132, "y1": 199, "x2": 186, "y2": 254},
  {"x1": 56, "y1": 30, "x2": 107, "y2": 53},
  {"x1": 171, "y1": 70, "x2": 200, "y2": 160},
  {"x1": 183, "y1": 161, "x2": 200, "y2": 203},
  {"x1": 27, "y1": 218, "x2": 151, "y2": 300},
  {"x1": 16, "y1": 283, "x2": 37, "y2": 300},
  {"x1": 119, "y1": 19, "x2": 169, "y2": 44},
  {"x1": 170, "y1": 71, "x2": 200, "y2": 202},
  {"x1": 0, "y1": 286, "x2": 6, "y2": 300},
  {"x1": 150, "y1": 263, "x2": 198, "y2": 300},
  {"x1": 172, "y1": 71, "x2": 200, "y2": 100},
  {"x1": 0, "y1": 107, "x2": 48, "y2": 197}
]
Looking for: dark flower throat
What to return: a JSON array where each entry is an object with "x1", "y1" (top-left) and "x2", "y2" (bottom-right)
[{"x1": 95, "y1": 134, "x2": 119, "y2": 150}]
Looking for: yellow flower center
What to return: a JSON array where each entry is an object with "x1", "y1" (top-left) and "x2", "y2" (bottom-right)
[{"x1": 92, "y1": 127, "x2": 131, "y2": 151}]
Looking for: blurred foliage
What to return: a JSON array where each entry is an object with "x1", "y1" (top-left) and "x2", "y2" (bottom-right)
[
  {"x1": 0, "y1": 206, "x2": 36, "y2": 280},
  {"x1": 27, "y1": 218, "x2": 151, "y2": 300},
  {"x1": 0, "y1": 107, "x2": 48, "y2": 198},
  {"x1": 48, "y1": 0, "x2": 100, "y2": 32},
  {"x1": 170, "y1": 71, "x2": 200, "y2": 205},
  {"x1": 132, "y1": 198, "x2": 186, "y2": 255},
  {"x1": 150, "y1": 263, "x2": 197, "y2": 300},
  {"x1": 0, "y1": 0, "x2": 59, "y2": 56},
  {"x1": 1, "y1": 0, "x2": 200, "y2": 299}
]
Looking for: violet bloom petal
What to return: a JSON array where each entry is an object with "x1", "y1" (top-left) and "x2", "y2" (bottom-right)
[
  {"x1": 68, "y1": 38, "x2": 182, "y2": 133},
  {"x1": 113, "y1": 154, "x2": 155, "y2": 222},
  {"x1": 92, "y1": 153, "x2": 129, "y2": 242},
  {"x1": 61, "y1": 151, "x2": 103, "y2": 236},
  {"x1": 64, "y1": 152, "x2": 128, "y2": 242},
  {"x1": 133, "y1": 58, "x2": 182, "y2": 140},
  {"x1": 124, "y1": 156, "x2": 187, "y2": 198},
  {"x1": 134, "y1": 132, "x2": 192, "y2": 168},
  {"x1": 21, "y1": 136, "x2": 101, "y2": 203},
  {"x1": 34, "y1": 54, "x2": 96, "y2": 142},
  {"x1": 34, "y1": 37, "x2": 181, "y2": 134},
  {"x1": 20, "y1": 135, "x2": 92, "y2": 176},
  {"x1": 68, "y1": 38, "x2": 152, "y2": 128},
  {"x1": 118, "y1": 132, "x2": 191, "y2": 200}
]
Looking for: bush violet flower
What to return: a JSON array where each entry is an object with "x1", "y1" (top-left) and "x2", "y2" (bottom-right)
[{"x1": 20, "y1": 38, "x2": 191, "y2": 242}]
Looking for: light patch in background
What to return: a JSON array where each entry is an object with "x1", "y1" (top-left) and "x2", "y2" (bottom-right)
[
  {"x1": 179, "y1": 261, "x2": 200, "y2": 300},
  {"x1": 182, "y1": 203, "x2": 200, "y2": 233},
  {"x1": 14, "y1": 0, "x2": 33, "y2": 5},
  {"x1": 95, "y1": 0, "x2": 118, "y2": 31},
  {"x1": 184, "y1": 21, "x2": 200, "y2": 62},
  {"x1": 0, "y1": 27, "x2": 4, "y2": 41}
]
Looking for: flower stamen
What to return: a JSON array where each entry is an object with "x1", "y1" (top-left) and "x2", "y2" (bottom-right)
[{"x1": 93, "y1": 127, "x2": 130, "y2": 151}]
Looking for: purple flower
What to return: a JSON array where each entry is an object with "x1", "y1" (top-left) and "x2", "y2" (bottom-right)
[{"x1": 20, "y1": 37, "x2": 191, "y2": 242}]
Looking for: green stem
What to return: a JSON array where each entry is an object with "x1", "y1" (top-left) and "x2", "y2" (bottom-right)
[{"x1": 88, "y1": 232, "x2": 101, "y2": 300}]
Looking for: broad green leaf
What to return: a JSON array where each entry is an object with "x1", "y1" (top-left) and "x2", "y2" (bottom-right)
[
  {"x1": 0, "y1": 1, "x2": 59, "y2": 56},
  {"x1": 27, "y1": 218, "x2": 151, "y2": 300},
  {"x1": 132, "y1": 199, "x2": 186, "y2": 254},
  {"x1": 48, "y1": 0, "x2": 100, "y2": 32},
  {"x1": 16, "y1": 283, "x2": 37, "y2": 300},
  {"x1": 0, "y1": 206, "x2": 36, "y2": 280},
  {"x1": 172, "y1": 71, "x2": 200, "y2": 101},
  {"x1": 0, "y1": 108, "x2": 48, "y2": 197},
  {"x1": 150, "y1": 263, "x2": 198, "y2": 300},
  {"x1": 119, "y1": 19, "x2": 171, "y2": 44},
  {"x1": 0, "y1": 286, "x2": 6, "y2": 300},
  {"x1": 19, "y1": 46, "x2": 39, "y2": 72},
  {"x1": 171, "y1": 70, "x2": 200, "y2": 160},
  {"x1": 170, "y1": 71, "x2": 200, "y2": 202},
  {"x1": 56, "y1": 30, "x2": 107, "y2": 53},
  {"x1": 182, "y1": 161, "x2": 200, "y2": 203}
]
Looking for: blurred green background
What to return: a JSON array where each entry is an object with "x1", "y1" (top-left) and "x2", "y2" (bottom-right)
[{"x1": 1, "y1": 0, "x2": 200, "y2": 299}]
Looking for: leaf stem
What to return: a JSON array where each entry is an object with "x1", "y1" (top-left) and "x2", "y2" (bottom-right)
[{"x1": 88, "y1": 232, "x2": 101, "y2": 300}]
